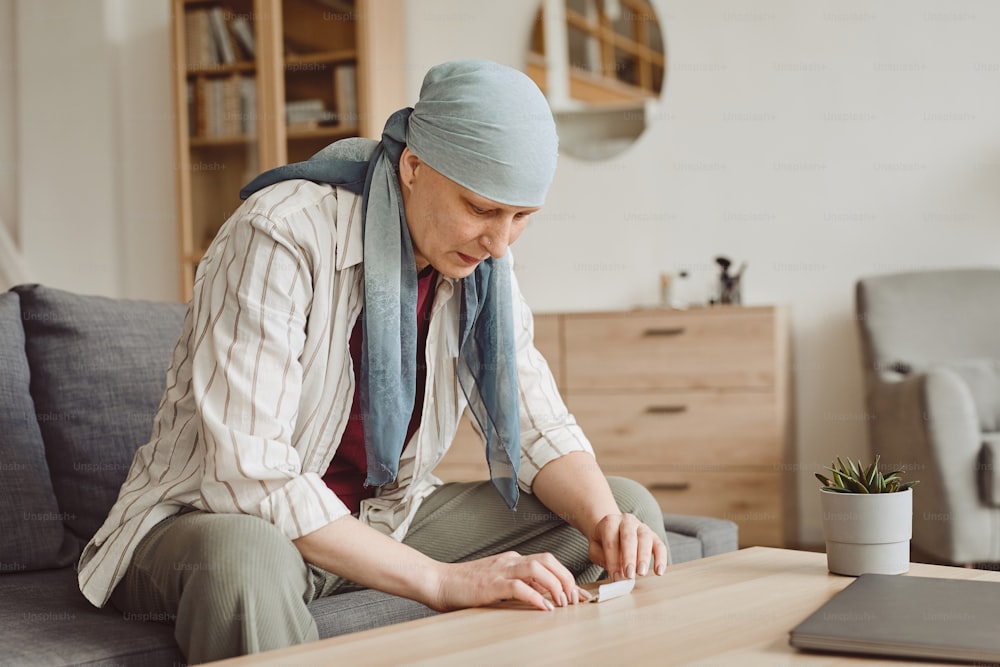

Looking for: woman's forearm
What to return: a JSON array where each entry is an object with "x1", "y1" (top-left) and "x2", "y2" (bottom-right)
[
  {"x1": 292, "y1": 514, "x2": 585, "y2": 612},
  {"x1": 530, "y1": 451, "x2": 620, "y2": 537},
  {"x1": 293, "y1": 515, "x2": 445, "y2": 608}
]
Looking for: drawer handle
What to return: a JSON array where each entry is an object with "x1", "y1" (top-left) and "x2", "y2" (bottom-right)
[
  {"x1": 648, "y1": 482, "x2": 691, "y2": 492},
  {"x1": 645, "y1": 405, "x2": 688, "y2": 415},
  {"x1": 642, "y1": 326, "x2": 686, "y2": 337}
]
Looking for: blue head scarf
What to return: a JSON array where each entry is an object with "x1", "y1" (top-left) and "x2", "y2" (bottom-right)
[{"x1": 240, "y1": 60, "x2": 559, "y2": 509}]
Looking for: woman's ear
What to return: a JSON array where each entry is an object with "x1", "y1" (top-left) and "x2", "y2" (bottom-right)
[{"x1": 398, "y1": 147, "x2": 421, "y2": 193}]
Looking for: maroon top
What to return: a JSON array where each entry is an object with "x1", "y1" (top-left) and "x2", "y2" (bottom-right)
[{"x1": 322, "y1": 268, "x2": 438, "y2": 513}]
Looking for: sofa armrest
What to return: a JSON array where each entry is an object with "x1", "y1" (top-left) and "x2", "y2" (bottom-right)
[
  {"x1": 870, "y1": 369, "x2": 981, "y2": 485},
  {"x1": 869, "y1": 369, "x2": 988, "y2": 561},
  {"x1": 663, "y1": 513, "x2": 738, "y2": 558}
]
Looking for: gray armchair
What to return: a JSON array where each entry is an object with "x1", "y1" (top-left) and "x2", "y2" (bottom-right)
[{"x1": 855, "y1": 268, "x2": 1000, "y2": 565}]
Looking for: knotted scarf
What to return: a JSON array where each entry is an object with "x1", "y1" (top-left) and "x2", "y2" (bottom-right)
[{"x1": 240, "y1": 60, "x2": 558, "y2": 509}]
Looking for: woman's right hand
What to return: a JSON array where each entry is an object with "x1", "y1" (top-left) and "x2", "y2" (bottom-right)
[{"x1": 429, "y1": 550, "x2": 590, "y2": 612}]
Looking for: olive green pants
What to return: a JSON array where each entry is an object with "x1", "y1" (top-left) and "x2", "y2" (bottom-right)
[{"x1": 110, "y1": 476, "x2": 668, "y2": 664}]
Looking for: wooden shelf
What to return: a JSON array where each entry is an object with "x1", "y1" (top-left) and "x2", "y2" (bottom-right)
[
  {"x1": 286, "y1": 124, "x2": 359, "y2": 141},
  {"x1": 189, "y1": 135, "x2": 256, "y2": 147},
  {"x1": 285, "y1": 49, "x2": 357, "y2": 67},
  {"x1": 186, "y1": 62, "x2": 257, "y2": 77}
]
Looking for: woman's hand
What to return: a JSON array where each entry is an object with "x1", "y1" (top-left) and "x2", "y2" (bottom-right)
[
  {"x1": 588, "y1": 513, "x2": 669, "y2": 582},
  {"x1": 430, "y1": 551, "x2": 590, "y2": 612}
]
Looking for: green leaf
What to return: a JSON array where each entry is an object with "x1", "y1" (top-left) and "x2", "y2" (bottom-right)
[
  {"x1": 836, "y1": 457, "x2": 850, "y2": 476},
  {"x1": 847, "y1": 458, "x2": 861, "y2": 480},
  {"x1": 844, "y1": 476, "x2": 869, "y2": 493},
  {"x1": 864, "y1": 457, "x2": 878, "y2": 487}
]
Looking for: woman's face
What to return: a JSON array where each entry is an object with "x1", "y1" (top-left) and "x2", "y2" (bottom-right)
[{"x1": 399, "y1": 149, "x2": 540, "y2": 279}]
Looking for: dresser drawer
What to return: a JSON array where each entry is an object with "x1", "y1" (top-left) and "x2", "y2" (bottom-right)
[
  {"x1": 617, "y1": 468, "x2": 784, "y2": 547},
  {"x1": 569, "y1": 391, "x2": 782, "y2": 467},
  {"x1": 563, "y1": 308, "x2": 777, "y2": 391}
]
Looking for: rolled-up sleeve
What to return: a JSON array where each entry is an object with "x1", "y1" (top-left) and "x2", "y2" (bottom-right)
[
  {"x1": 191, "y1": 209, "x2": 351, "y2": 540},
  {"x1": 508, "y1": 269, "x2": 595, "y2": 492}
]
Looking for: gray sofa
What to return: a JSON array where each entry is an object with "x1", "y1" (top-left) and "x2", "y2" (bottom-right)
[{"x1": 0, "y1": 284, "x2": 738, "y2": 666}]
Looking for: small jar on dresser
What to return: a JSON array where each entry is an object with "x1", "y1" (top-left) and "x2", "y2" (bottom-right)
[{"x1": 435, "y1": 305, "x2": 793, "y2": 548}]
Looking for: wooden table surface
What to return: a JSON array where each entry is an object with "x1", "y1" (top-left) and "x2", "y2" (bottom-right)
[{"x1": 207, "y1": 547, "x2": 1000, "y2": 666}]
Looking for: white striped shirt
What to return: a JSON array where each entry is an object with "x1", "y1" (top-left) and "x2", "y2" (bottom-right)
[{"x1": 78, "y1": 180, "x2": 593, "y2": 607}]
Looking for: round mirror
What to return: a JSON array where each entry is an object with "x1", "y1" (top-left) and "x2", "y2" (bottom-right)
[{"x1": 526, "y1": 0, "x2": 666, "y2": 160}]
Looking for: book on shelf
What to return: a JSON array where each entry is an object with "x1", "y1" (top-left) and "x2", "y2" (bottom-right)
[
  {"x1": 208, "y1": 7, "x2": 237, "y2": 65},
  {"x1": 285, "y1": 99, "x2": 336, "y2": 126},
  {"x1": 230, "y1": 15, "x2": 255, "y2": 59},
  {"x1": 241, "y1": 78, "x2": 257, "y2": 137},
  {"x1": 193, "y1": 77, "x2": 207, "y2": 136},
  {"x1": 191, "y1": 76, "x2": 256, "y2": 139},
  {"x1": 222, "y1": 75, "x2": 242, "y2": 135},
  {"x1": 185, "y1": 9, "x2": 216, "y2": 68},
  {"x1": 186, "y1": 6, "x2": 253, "y2": 69},
  {"x1": 187, "y1": 80, "x2": 195, "y2": 136},
  {"x1": 334, "y1": 63, "x2": 358, "y2": 126}
]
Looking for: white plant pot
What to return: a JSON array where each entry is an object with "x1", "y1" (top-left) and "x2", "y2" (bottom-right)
[{"x1": 820, "y1": 488, "x2": 912, "y2": 576}]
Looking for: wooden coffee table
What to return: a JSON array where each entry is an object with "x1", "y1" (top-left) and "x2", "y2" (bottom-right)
[{"x1": 208, "y1": 547, "x2": 1000, "y2": 665}]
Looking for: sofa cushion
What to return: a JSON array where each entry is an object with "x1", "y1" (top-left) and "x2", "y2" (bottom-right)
[
  {"x1": 663, "y1": 531, "x2": 703, "y2": 563},
  {"x1": 0, "y1": 291, "x2": 75, "y2": 571},
  {"x1": 14, "y1": 284, "x2": 186, "y2": 551},
  {"x1": 0, "y1": 567, "x2": 183, "y2": 667},
  {"x1": 0, "y1": 566, "x2": 436, "y2": 666},
  {"x1": 310, "y1": 587, "x2": 438, "y2": 638},
  {"x1": 663, "y1": 513, "x2": 739, "y2": 560}
]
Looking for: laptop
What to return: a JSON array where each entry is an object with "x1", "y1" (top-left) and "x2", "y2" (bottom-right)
[{"x1": 789, "y1": 573, "x2": 1000, "y2": 663}]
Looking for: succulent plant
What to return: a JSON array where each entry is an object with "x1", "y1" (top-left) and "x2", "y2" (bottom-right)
[{"x1": 815, "y1": 455, "x2": 919, "y2": 493}]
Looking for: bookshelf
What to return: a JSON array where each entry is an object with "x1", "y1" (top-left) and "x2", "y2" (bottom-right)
[{"x1": 170, "y1": 0, "x2": 406, "y2": 301}]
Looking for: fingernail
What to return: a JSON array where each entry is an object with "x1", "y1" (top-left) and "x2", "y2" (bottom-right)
[
  {"x1": 578, "y1": 588, "x2": 594, "y2": 602},
  {"x1": 558, "y1": 592, "x2": 568, "y2": 607},
  {"x1": 544, "y1": 599, "x2": 555, "y2": 611},
  {"x1": 570, "y1": 587, "x2": 578, "y2": 605},
  {"x1": 626, "y1": 564, "x2": 636, "y2": 579},
  {"x1": 637, "y1": 561, "x2": 649, "y2": 576},
  {"x1": 655, "y1": 562, "x2": 667, "y2": 575}
]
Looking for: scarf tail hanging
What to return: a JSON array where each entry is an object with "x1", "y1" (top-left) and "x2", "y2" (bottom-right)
[{"x1": 457, "y1": 257, "x2": 521, "y2": 509}]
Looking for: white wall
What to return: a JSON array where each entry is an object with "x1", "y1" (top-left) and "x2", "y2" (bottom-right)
[
  {"x1": 104, "y1": 0, "x2": 177, "y2": 300},
  {"x1": 406, "y1": 0, "x2": 1000, "y2": 546},
  {"x1": 0, "y1": 0, "x2": 18, "y2": 243},
  {"x1": 13, "y1": 0, "x2": 176, "y2": 300}
]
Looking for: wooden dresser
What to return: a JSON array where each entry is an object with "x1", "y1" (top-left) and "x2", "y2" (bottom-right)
[{"x1": 435, "y1": 306, "x2": 793, "y2": 548}]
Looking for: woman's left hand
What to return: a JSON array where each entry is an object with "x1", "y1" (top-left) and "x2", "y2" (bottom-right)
[{"x1": 588, "y1": 512, "x2": 669, "y2": 582}]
